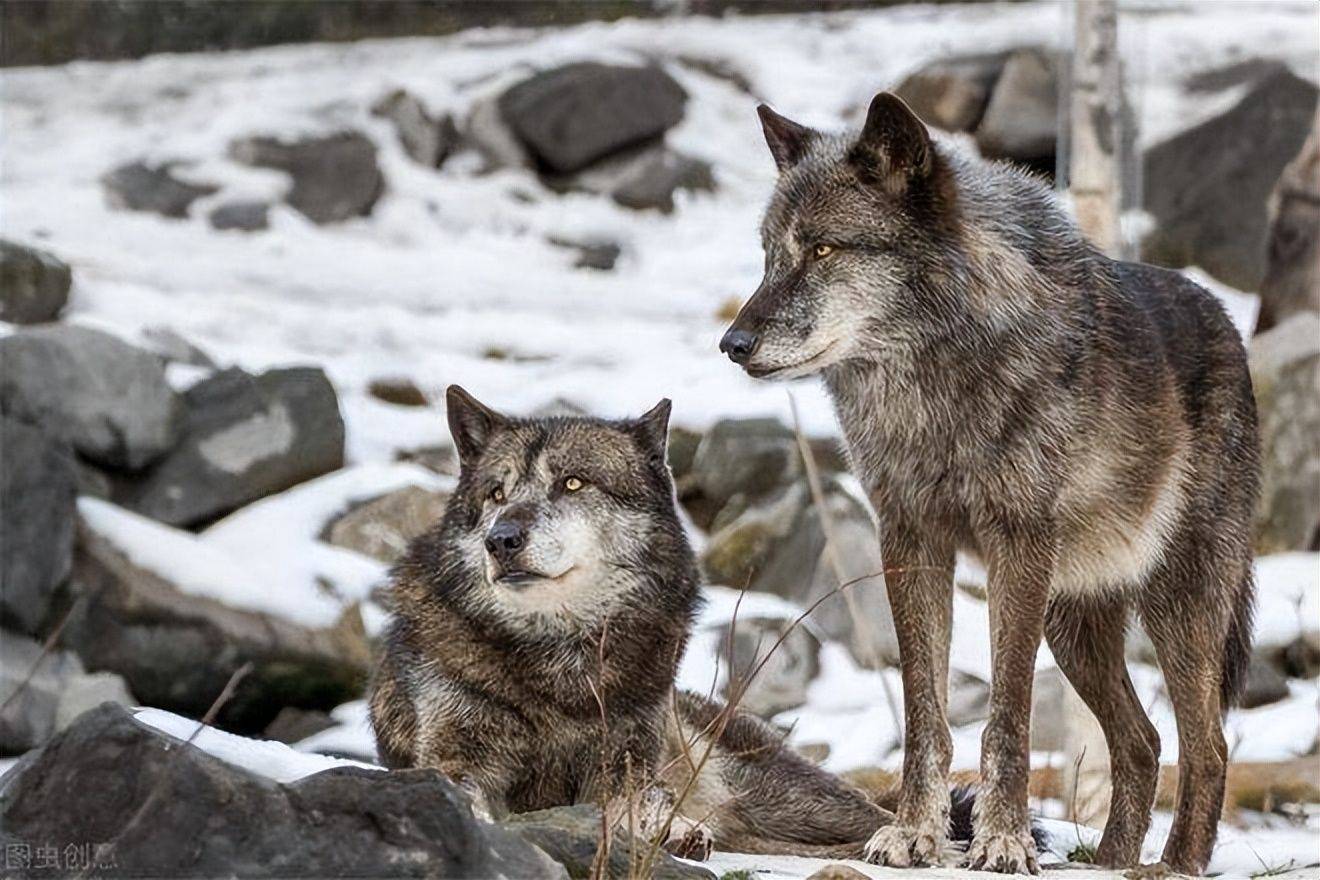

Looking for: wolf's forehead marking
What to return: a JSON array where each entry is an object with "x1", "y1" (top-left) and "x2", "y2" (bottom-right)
[{"x1": 481, "y1": 421, "x2": 641, "y2": 486}]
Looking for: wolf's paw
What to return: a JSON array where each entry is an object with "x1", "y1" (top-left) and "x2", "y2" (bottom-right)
[
  {"x1": 863, "y1": 824, "x2": 947, "y2": 868},
  {"x1": 663, "y1": 815, "x2": 714, "y2": 861},
  {"x1": 966, "y1": 830, "x2": 1039, "y2": 874}
]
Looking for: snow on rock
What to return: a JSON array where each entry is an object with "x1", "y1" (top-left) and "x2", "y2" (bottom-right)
[
  {"x1": 78, "y1": 461, "x2": 449, "y2": 632},
  {"x1": 134, "y1": 707, "x2": 380, "y2": 784},
  {"x1": 292, "y1": 699, "x2": 378, "y2": 762}
]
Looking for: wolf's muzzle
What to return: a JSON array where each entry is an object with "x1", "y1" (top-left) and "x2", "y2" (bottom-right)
[{"x1": 719, "y1": 328, "x2": 759, "y2": 365}]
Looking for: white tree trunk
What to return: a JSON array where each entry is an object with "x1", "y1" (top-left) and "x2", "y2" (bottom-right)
[{"x1": 1069, "y1": 0, "x2": 1123, "y2": 257}]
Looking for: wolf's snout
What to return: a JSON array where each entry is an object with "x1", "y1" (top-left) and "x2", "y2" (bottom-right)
[
  {"x1": 720, "y1": 328, "x2": 759, "y2": 365},
  {"x1": 484, "y1": 519, "x2": 526, "y2": 562}
]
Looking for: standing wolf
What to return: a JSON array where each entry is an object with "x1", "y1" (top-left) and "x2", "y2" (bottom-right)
[{"x1": 720, "y1": 93, "x2": 1259, "y2": 875}]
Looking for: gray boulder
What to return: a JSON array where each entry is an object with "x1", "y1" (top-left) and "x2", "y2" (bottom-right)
[
  {"x1": 0, "y1": 703, "x2": 568, "y2": 879},
  {"x1": 499, "y1": 62, "x2": 687, "y2": 174},
  {"x1": 372, "y1": 88, "x2": 459, "y2": 168},
  {"x1": 502, "y1": 805, "x2": 712, "y2": 880},
  {"x1": 1028, "y1": 666, "x2": 1068, "y2": 752},
  {"x1": 1257, "y1": 108, "x2": 1319, "y2": 333},
  {"x1": 1239, "y1": 655, "x2": 1290, "y2": 710},
  {"x1": 324, "y1": 484, "x2": 450, "y2": 564},
  {"x1": 64, "y1": 515, "x2": 370, "y2": 732},
  {"x1": 0, "y1": 629, "x2": 135, "y2": 755},
  {"x1": 115, "y1": 366, "x2": 344, "y2": 527},
  {"x1": 610, "y1": 147, "x2": 714, "y2": 213},
  {"x1": 690, "y1": 418, "x2": 803, "y2": 516},
  {"x1": 0, "y1": 325, "x2": 182, "y2": 470},
  {"x1": 752, "y1": 481, "x2": 899, "y2": 668},
  {"x1": 545, "y1": 142, "x2": 714, "y2": 214},
  {"x1": 0, "y1": 239, "x2": 71, "y2": 324},
  {"x1": 1249, "y1": 313, "x2": 1320, "y2": 554},
  {"x1": 0, "y1": 417, "x2": 76, "y2": 635},
  {"x1": 894, "y1": 52, "x2": 1009, "y2": 133},
  {"x1": 101, "y1": 160, "x2": 218, "y2": 218},
  {"x1": 702, "y1": 478, "x2": 900, "y2": 669},
  {"x1": 1142, "y1": 64, "x2": 1318, "y2": 291},
  {"x1": 230, "y1": 131, "x2": 384, "y2": 224},
  {"x1": 974, "y1": 48, "x2": 1059, "y2": 169},
  {"x1": 715, "y1": 615, "x2": 820, "y2": 717},
  {"x1": 209, "y1": 200, "x2": 270, "y2": 232}
]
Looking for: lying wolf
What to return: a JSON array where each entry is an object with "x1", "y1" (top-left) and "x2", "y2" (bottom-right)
[
  {"x1": 369, "y1": 386, "x2": 1004, "y2": 860},
  {"x1": 720, "y1": 93, "x2": 1259, "y2": 875}
]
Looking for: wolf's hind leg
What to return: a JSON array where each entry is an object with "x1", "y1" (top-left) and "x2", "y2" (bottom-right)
[
  {"x1": 1137, "y1": 553, "x2": 1238, "y2": 876},
  {"x1": 1044, "y1": 593, "x2": 1159, "y2": 867}
]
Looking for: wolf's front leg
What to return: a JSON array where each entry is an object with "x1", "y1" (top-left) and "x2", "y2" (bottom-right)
[
  {"x1": 966, "y1": 525, "x2": 1053, "y2": 875},
  {"x1": 864, "y1": 524, "x2": 955, "y2": 869}
]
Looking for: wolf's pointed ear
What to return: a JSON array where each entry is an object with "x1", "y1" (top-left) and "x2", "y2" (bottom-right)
[
  {"x1": 446, "y1": 385, "x2": 507, "y2": 464},
  {"x1": 631, "y1": 398, "x2": 672, "y2": 460},
  {"x1": 758, "y1": 104, "x2": 815, "y2": 172},
  {"x1": 849, "y1": 92, "x2": 932, "y2": 183}
]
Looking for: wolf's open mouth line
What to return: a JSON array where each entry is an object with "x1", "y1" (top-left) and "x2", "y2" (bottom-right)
[
  {"x1": 746, "y1": 341, "x2": 837, "y2": 378},
  {"x1": 495, "y1": 567, "x2": 575, "y2": 587}
]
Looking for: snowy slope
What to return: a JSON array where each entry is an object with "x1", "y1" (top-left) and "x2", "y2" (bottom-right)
[{"x1": 4, "y1": 1, "x2": 1317, "y2": 464}]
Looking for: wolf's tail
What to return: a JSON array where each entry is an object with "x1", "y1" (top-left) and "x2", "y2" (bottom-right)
[{"x1": 1220, "y1": 564, "x2": 1256, "y2": 710}]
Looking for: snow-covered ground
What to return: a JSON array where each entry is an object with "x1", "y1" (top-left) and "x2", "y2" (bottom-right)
[
  {"x1": 4, "y1": 1, "x2": 1317, "y2": 459},
  {"x1": 4, "y1": 1, "x2": 1319, "y2": 875}
]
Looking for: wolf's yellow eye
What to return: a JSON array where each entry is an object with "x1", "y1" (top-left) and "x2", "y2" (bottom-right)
[
  {"x1": 813, "y1": 244, "x2": 835, "y2": 259},
  {"x1": 564, "y1": 476, "x2": 584, "y2": 492},
  {"x1": 489, "y1": 486, "x2": 505, "y2": 503}
]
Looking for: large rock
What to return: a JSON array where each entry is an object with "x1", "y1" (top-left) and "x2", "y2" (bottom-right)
[
  {"x1": 115, "y1": 367, "x2": 345, "y2": 527},
  {"x1": 0, "y1": 703, "x2": 567, "y2": 879},
  {"x1": 0, "y1": 239, "x2": 71, "y2": 324},
  {"x1": 751, "y1": 481, "x2": 899, "y2": 668},
  {"x1": 715, "y1": 615, "x2": 820, "y2": 717},
  {"x1": 689, "y1": 418, "x2": 803, "y2": 517},
  {"x1": 372, "y1": 88, "x2": 459, "y2": 169},
  {"x1": 230, "y1": 132, "x2": 384, "y2": 224},
  {"x1": 1257, "y1": 108, "x2": 1320, "y2": 333},
  {"x1": 0, "y1": 418, "x2": 76, "y2": 634},
  {"x1": 502, "y1": 805, "x2": 712, "y2": 880},
  {"x1": 62, "y1": 520, "x2": 369, "y2": 732},
  {"x1": 894, "y1": 52, "x2": 1009, "y2": 133},
  {"x1": 974, "y1": 48, "x2": 1059, "y2": 168},
  {"x1": 0, "y1": 325, "x2": 181, "y2": 470},
  {"x1": 1142, "y1": 65, "x2": 1319, "y2": 291},
  {"x1": 1239, "y1": 655, "x2": 1291, "y2": 710},
  {"x1": 702, "y1": 479, "x2": 899, "y2": 669},
  {"x1": 1250, "y1": 314, "x2": 1320, "y2": 553},
  {"x1": 323, "y1": 484, "x2": 450, "y2": 564},
  {"x1": 499, "y1": 62, "x2": 687, "y2": 174},
  {"x1": 101, "y1": 160, "x2": 218, "y2": 218},
  {"x1": 0, "y1": 629, "x2": 135, "y2": 755}
]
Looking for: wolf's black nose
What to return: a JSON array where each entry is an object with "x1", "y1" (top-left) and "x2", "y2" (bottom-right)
[
  {"x1": 484, "y1": 519, "x2": 525, "y2": 559},
  {"x1": 720, "y1": 328, "x2": 759, "y2": 364}
]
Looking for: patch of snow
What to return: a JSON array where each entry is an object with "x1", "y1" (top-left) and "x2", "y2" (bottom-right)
[
  {"x1": 293, "y1": 700, "x2": 378, "y2": 761},
  {"x1": 1254, "y1": 552, "x2": 1320, "y2": 649},
  {"x1": 133, "y1": 707, "x2": 380, "y2": 783}
]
